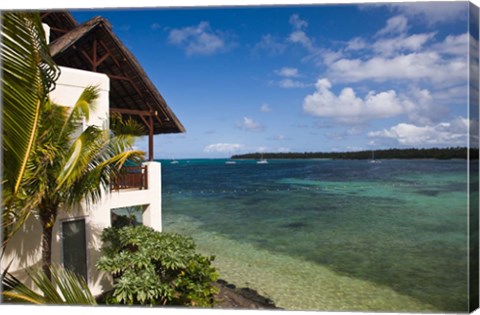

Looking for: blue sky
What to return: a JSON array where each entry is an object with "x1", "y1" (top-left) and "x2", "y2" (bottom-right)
[{"x1": 72, "y1": 2, "x2": 473, "y2": 158}]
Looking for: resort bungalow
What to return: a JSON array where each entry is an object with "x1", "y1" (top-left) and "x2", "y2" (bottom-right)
[{"x1": 2, "y1": 11, "x2": 185, "y2": 295}]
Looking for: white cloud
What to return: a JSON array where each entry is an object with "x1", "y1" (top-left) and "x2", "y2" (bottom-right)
[
  {"x1": 303, "y1": 78, "x2": 405, "y2": 123},
  {"x1": 288, "y1": 30, "x2": 314, "y2": 51},
  {"x1": 432, "y1": 33, "x2": 469, "y2": 56},
  {"x1": 268, "y1": 134, "x2": 290, "y2": 141},
  {"x1": 325, "y1": 127, "x2": 365, "y2": 141},
  {"x1": 151, "y1": 23, "x2": 161, "y2": 30},
  {"x1": 252, "y1": 34, "x2": 286, "y2": 55},
  {"x1": 328, "y1": 52, "x2": 467, "y2": 85},
  {"x1": 289, "y1": 14, "x2": 308, "y2": 30},
  {"x1": 256, "y1": 146, "x2": 291, "y2": 153},
  {"x1": 318, "y1": 15, "x2": 468, "y2": 88},
  {"x1": 368, "y1": 117, "x2": 469, "y2": 146},
  {"x1": 432, "y1": 85, "x2": 468, "y2": 106},
  {"x1": 346, "y1": 37, "x2": 367, "y2": 51},
  {"x1": 204, "y1": 143, "x2": 245, "y2": 153},
  {"x1": 388, "y1": 2, "x2": 468, "y2": 25},
  {"x1": 320, "y1": 49, "x2": 344, "y2": 65},
  {"x1": 260, "y1": 103, "x2": 272, "y2": 112},
  {"x1": 237, "y1": 117, "x2": 264, "y2": 131},
  {"x1": 402, "y1": 88, "x2": 451, "y2": 125},
  {"x1": 273, "y1": 67, "x2": 308, "y2": 88},
  {"x1": 375, "y1": 15, "x2": 408, "y2": 37},
  {"x1": 275, "y1": 67, "x2": 299, "y2": 77},
  {"x1": 373, "y1": 33, "x2": 436, "y2": 56},
  {"x1": 303, "y1": 79, "x2": 450, "y2": 127},
  {"x1": 168, "y1": 21, "x2": 232, "y2": 56},
  {"x1": 278, "y1": 78, "x2": 307, "y2": 89}
]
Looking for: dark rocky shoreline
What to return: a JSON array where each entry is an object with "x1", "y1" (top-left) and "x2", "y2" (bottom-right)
[
  {"x1": 96, "y1": 279, "x2": 279, "y2": 309},
  {"x1": 214, "y1": 279, "x2": 280, "y2": 310}
]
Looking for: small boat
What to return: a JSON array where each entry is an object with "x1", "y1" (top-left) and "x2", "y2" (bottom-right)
[
  {"x1": 225, "y1": 160, "x2": 237, "y2": 165},
  {"x1": 257, "y1": 154, "x2": 268, "y2": 164},
  {"x1": 170, "y1": 155, "x2": 179, "y2": 164},
  {"x1": 369, "y1": 151, "x2": 381, "y2": 164}
]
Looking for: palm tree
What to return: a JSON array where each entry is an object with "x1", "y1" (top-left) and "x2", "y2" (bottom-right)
[
  {"x1": 19, "y1": 86, "x2": 144, "y2": 279},
  {"x1": 2, "y1": 264, "x2": 97, "y2": 305},
  {"x1": 1, "y1": 12, "x2": 60, "y2": 246}
]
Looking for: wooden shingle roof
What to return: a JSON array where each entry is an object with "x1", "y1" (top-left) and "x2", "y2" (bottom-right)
[{"x1": 41, "y1": 11, "x2": 185, "y2": 135}]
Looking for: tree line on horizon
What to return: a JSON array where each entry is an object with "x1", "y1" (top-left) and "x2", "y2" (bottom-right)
[{"x1": 231, "y1": 147, "x2": 479, "y2": 160}]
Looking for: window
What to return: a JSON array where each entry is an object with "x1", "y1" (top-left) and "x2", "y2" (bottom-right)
[
  {"x1": 111, "y1": 205, "x2": 145, "y2": 228},
  {"x1": 62, "y1": 219, "x2": 87, "y2": 280}
]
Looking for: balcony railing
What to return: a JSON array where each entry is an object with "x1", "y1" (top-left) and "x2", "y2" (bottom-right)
[{"x1": 112, "y1": 165, "x2": 148, "y2": 191}]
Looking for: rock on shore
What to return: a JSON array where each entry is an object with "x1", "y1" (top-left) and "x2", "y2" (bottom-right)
[{"x1": 214, "y1": 279, "x2": 280, "y2": 309}]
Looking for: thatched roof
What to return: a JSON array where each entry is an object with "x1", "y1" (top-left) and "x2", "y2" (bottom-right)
[
  {"x1": 41, "y1": 11, "x2": 78, "y2": 42},
  {"x1": 41, "y1": 11, "x2": 185, "y2": 135}
]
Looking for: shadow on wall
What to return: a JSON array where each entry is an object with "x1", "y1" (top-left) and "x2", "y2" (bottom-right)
[
  {"x1": 2, "y1": 214, "x2": 43, "y2": 289},
  {"x1": 2, "y1": 215, "x2": 42, "y2": 270},
  {"x1": 2, "y1": 210, "x2": 113, "y2": 296},
  {"x1": 87, "y1": 222, "x2": 113, "y2": 295}
]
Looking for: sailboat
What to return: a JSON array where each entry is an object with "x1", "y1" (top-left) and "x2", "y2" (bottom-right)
[
  {"x1": 369, "y1": 151, "x2": 381, "y2": 164},
  {"x1": 257, "y1": 153, "x2": 268, "y2": 164}
]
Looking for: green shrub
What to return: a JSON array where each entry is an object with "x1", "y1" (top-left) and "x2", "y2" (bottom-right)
[{"x1": 96, "y1": 225, "x2": 219, "y2": 306}]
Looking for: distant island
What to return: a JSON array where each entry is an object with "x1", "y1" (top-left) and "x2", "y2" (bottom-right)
[{"x1": 232, "y1": 147, "x2": 479, "y2": 160}]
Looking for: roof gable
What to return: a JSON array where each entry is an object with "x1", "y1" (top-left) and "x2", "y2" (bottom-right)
[{"x1": 42, "y1": 12, "x2": 185, "y2": 135}]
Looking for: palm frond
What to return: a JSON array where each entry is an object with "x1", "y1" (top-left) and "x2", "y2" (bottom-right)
[
  {"x1": 60, "y1": 85, "x2": 99, "y2": 138},
  {"x1": 57, "y1": 126, "x2": 106, "y2": 190},
  {"x1": 1, "y1": 12, "x2": 59, "y2": 246},
  {"x1": 1, "y1": 12, "x2": 59, "y2": 197},
  {"x1": 110, "y1": 112, "x2": 145, "y2": 137},
  {"x1": 2, "y1": 264, "x2": 96, "y2": 305}
]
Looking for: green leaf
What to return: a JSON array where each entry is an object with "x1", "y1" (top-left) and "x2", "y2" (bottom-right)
[{"x1": 1, "y1": 264, "x2": 96, "y2": 305}]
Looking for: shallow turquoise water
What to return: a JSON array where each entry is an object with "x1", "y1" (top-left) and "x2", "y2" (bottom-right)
[{"x1": 160, "y1": 159, "x2": 471, "y2": 311}]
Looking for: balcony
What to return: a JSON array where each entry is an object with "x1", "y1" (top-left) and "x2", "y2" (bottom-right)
[
  {"x1": 112, "y1": 165, "x2": 148, "y2": 191},
  {"x1": 109, "y1": 161, "x2": 162, "y2": 231}
]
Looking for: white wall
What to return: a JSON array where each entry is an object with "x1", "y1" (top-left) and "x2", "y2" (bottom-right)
[
  {"x1": 2, "y1": 66, "x2": 112, "y2": 295},
  {"x1": 42, "y1": 23, "x2": 50, "y2": 45},
  {"x1": 108, "y1": 161, "x2": 163, "y2": 232},
  {"x1": 2, "y1": 66, "x2": 164, "y2": 296},
  {"x1": 49, "y1": 66, "x2": 110, "y2": 129}
]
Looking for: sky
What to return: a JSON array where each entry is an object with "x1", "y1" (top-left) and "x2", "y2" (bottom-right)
[{"x1": 71, "y1": 2, "x2": 475, "y2": 158}]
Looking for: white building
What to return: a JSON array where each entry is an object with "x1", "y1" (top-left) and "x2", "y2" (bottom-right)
[{"x1": 2, "y1": 11, "x2": 185, "y2": 296}]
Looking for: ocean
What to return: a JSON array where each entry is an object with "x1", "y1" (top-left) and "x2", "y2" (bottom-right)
[{"x1": 160, "y1": 158, "x2": 472, "y2": 311}]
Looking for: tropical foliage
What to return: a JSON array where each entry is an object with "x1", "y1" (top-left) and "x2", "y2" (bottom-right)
[
  {"x1": 97, "y1": 226, "x2": 219, "y2": 306},
  {"x1": 18, "y1": 87, "x2": 144, "y2": 279},
  {"x1": 2, "y1": 264, "x2": 97, "y2": 305},
  {"x1": 1, "y1": 11, "x2": 59, "y2": 246}
]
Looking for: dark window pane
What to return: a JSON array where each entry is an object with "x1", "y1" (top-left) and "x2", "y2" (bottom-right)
[
  {"x1": 111, "y1": 206, "x2": 144, "y2": 228},
  {"x1": 62, "y1": 219, "x2": 87, "y2": 280}
]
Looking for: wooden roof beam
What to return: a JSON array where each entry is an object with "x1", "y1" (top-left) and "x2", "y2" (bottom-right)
[
  {"x1": 80, "y1": 48, "x2": 94, "y2": 68},
  {"x1": 48, "y1": 26, "x2": 70, "y2": 34},
  {"x1": 152, "y1": 109, "x2": 164, "y2": 126},
  {"x1": 110, "y1": 108, "x2": 155, "y2": 161},
  {"x1": 110, "y1": 108, "x2": 151, "y2": 116},
  {"x1": 92, "y1": 37, "x2": 98, "y2": 71},
  {"x1": 79, "y1": 37, "x2": 111, "y2": 71},
  {"x1": 107, "y1": 74, "x2": 130, "y2": 81},
  {"x1": 99, "y1": 40, "x2": 155, "y2": 112},
  {"x1": 95, "y1": 51, "x2": 111, "y2": 67}
]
